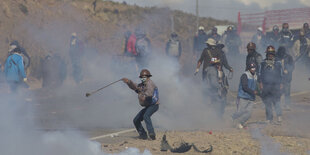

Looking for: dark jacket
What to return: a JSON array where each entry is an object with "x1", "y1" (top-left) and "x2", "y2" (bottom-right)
[
  {"x1": 276, "y1": 53, "x2": 294, "y2": 83},
  {"x1": 42, "y1": 55, "x2": 67, "y2": 88},
  {"x1": 279, "y1": 30, "x2": 294, "y2": 48},
  {"x1": 224, "y1": 31, "x2": 242, "y2": 54},
  {"x1": 193, "y1": 31, "x2": 208, "y2": 53},
  {"x1": 246, "y1": 51, "x2": 262, "y2": 71},
  {"x1": 198, "y1": 46, "x2": 232, "y2": 72},
  {"x1": 267, "y1": 32, "x2": 281, "y2": 49},
  {"x1": 69, "y1": 37, "x2": 84, "y2": 63},
  {"x1": 207, "y1": 33, "x2": 221, "y2": 43},
  {"x1": 305, "y1": 29, "x2": 310, "y2": 39},
  {"x1": 251, "y1": 33, "x2": 267, "y2": 53},
  {"x1": 258, "y1": 58, "x2": 283, "y2": 85}
]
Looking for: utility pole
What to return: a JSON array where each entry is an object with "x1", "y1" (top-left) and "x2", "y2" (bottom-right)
[
  {"x1": 170, "y1": 15, "x2": 174, "y2": 32},
  {"x1": 196, "y1": 0, "x2": 199, "y2": 31}
]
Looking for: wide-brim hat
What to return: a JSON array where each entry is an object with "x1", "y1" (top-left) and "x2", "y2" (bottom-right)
[{"x1": 206, "y1": 38, "x2": 216, "y2": 46}]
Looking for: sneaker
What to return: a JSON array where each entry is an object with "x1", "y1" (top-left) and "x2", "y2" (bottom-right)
[
  {"x1": 139, "y1": 134, "x2": 147, "y2": 140},
  {"x1": 265, "y1": 120, "x2": 271, "y2": 124},
  {"x1": 277, "y1": 116, "x2": 282, "y2": 123},
  {"x1": 236, "y1": 123, "x2": 243, "y2": 129},
  {"x1": 149, "y1": 133, "x2": 156, "y2": 140}
]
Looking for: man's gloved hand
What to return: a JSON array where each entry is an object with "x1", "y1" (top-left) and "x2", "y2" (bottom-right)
[
  {"x1": 122, "y1": 78, "x2": 129, "y2": 83},
  {"x1": 194, "y1": 68, "x2": 199, "y2": 75},
  {"x1": 23, "y1": 78, "x2": 27, "y2": 82}
]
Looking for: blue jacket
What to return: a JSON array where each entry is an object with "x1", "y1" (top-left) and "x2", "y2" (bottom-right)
[
  {"x1": 4, "y1": 53, "x2": 26, "y2": 82},
  {"x1": 238, "y1": 71, "x2": 257, "y2": 101}
]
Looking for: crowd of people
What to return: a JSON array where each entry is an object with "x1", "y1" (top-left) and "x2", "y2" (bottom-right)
[
  {"x1": 119, "y1": 22, "x2": 310, "y2": 140},
  {"x1": 0, "y1": 32, "x2": 85, "y2": 93},
  {"x1": 0, "y1": 21, "x2": 309, "y2": 140},
  {"x1": 191, "y1": 22, "x2": 310, "y2": 130}
]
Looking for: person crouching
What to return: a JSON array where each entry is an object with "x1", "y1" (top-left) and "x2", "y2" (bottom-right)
[{"x1": 122, "y1": 69, "x2": 159, "y2": 140}]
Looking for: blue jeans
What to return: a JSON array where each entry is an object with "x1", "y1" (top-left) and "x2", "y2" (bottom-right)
[{"x1": 133, "y1": 104, "x2": 159, "y2": 136}]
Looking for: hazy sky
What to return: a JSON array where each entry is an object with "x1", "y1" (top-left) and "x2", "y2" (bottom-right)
[{"x1": 111, "y1": 0, "x2": 309, "y2": 21}]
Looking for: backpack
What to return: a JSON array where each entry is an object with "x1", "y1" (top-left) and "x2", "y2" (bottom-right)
[
  {"x1": 167, "y1": 39, "x2": 180, "y2": 57},
  {"x1": 136, "y1": 38, "x2": 150, "y2": 56}
]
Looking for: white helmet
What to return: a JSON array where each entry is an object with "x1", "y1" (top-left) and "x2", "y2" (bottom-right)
[
  {"x1": 257, "y1": 27, "x2": 263, "y2": 32},
  {"x1": 198, "y1": 26, "x2": 205, "y2": 31},
  {"x1": 71, "y1": 32, "x2": 77, "y2": 37}
]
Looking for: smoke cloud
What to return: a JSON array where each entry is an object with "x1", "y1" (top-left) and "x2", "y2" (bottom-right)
[
  {"x1": 251, "y1": 128, "x2": 289, "y2": 155},
  {"x1": 2, "y1": 1, "x2": 310, "y2": 154},
  {"x1": 0, "y1": 93, "x2": 151, "y2": 155}
]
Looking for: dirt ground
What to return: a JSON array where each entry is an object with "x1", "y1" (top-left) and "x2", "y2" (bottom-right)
[{"x1": 97, "y1": 92, "x2": 310, "y2": 155}]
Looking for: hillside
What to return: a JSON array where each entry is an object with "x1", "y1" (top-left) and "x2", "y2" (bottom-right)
[{"x1": 0, "y1": 0, "x2": 233, "y2": 79}]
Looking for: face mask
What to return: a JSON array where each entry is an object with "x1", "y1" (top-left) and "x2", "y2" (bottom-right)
[
  {"x1": 250, "y1": 68, "x2": 256, "y2": 74},
  {"x1": 248, "y1": 49, "x2": 255, "y2": 53},
  {"x1": 140, "y1": 77, "x2": 147, "y2": 83}
]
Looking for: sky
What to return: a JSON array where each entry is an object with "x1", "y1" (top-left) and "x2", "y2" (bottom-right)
[{"x1": 111, "y1": 0, "x2": 309, "y2": 21}]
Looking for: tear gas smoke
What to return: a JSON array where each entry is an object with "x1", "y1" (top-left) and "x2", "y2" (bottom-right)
[
  {"x1": 15, "y1": 1, "x2": 309, "y2": 131},
  {"x1": 12, "y1": 2, "x2": 230, "y2": 131},
  {"x1": 3, "y1": 1, "x2": 310, "y2": 154},
  {"x1": 251, "y1": 128, "x2": 289, "y2": 155},
  {"x1": 0, "y1": 93, "x2": 151, "y2": 155}
]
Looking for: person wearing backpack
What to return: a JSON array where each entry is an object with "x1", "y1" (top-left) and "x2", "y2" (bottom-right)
[
  {"x1": 69, "y1": 32, "x2": 84, "y2": 84},
  {"x1": 194, "y1": 38, "x2": 233, "y2": 118},
  {"x1": 9, "y1": 40, "x2": 31, "y2": 70},
  {"x1": 166, "y1": 32, "x2": 182, "y2": 61},
  {"x1": 4, "y1": 47, "x2": 27, "y2": 92},
  {"x1": 135, "y1": 29, "x2": 151, "y2": 69},
  {"x1": 123, "y1": 30, "x2": 132, "y2": 55}
]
